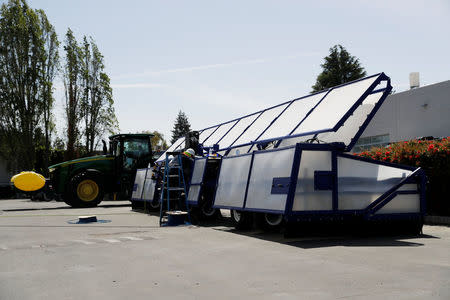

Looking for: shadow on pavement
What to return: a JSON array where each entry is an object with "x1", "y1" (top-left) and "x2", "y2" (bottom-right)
[{"x1": 3, "y1": 202, "x2": 131, "y2": 212}]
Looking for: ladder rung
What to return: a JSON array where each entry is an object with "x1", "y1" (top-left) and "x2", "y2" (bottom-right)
[
  {"x1": 168, "y1": 175, "x2": 179, "y2": 178},
  {"x1": 166, "y1": 187, "x2": 185, "y2": 191}
]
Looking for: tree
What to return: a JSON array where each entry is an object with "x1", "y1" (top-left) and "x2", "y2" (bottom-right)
[
  {"x1": 311, "y1": 45, "x2": 366, "y2": 93},
  {"x1": 63, "y1": 28, "x2": 83, "y2": 160},
  {"x1": 81, "y1": 37, "x2": 118, "y2": 154},
  {"x1": 0, "y1": 0, "x2": 59, "y2": 172},
  {"x1": 151, "y1": 131, "x2": 168, "y2": 152},
  {"x1": 171, "y1": 110, "x2": 191, "y2": 144}
]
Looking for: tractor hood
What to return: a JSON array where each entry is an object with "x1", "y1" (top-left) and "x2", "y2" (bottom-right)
[{"x1": 49, "y1": 155, "x2": 114, "y2": 170}]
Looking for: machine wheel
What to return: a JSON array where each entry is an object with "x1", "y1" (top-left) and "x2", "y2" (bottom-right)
[
  {"x1": 147, "y1": 198, "x2": 161, "y2": 211},
  {"x1": 230, "y1": 210, "x2": 253, "y2": 230},
  {"x1": 257, "y1": 213, "x2": 284, "y2": 232},
  {"x1": 65, "y1": 171, "x2": 104, "y2": 208}
]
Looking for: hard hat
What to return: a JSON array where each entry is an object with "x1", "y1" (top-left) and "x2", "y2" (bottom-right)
[
  {"x1": 168, "y1": 155, "x2": 174, "y2": 161},
  {"x1": 183, "y1": 148, "x2": 195, "y2": 159}
]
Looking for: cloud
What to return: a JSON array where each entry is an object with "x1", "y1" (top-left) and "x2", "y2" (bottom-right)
[
  {"x1": 114, "y1": 51, "x2": 321, "y2": 80},
  {"x1": 110, "y1": 83, "x2": 168, "y2": 89}
]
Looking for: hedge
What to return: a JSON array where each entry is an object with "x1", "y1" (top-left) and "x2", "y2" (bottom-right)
[{"x1": 354, "y1": 137, "x2": 450, "y2": 216}]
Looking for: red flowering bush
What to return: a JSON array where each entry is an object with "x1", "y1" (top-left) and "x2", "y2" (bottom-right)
[{"x1": 355, "y1": 137, "x2": 450, "y2": 215}]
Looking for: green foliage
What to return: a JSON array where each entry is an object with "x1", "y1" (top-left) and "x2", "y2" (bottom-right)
[
  {"x1": 171, "y1": 110, "x2": 191, "y2": 144},
  {"x1": 151, "y1": 131, "x2": 168, "y2": 151},
  {"x1": 63, "y1": 30, "x2": 118, "y2": 158},
  {"x1": 80, "y1": 37, "x2": 118, "y2": 154},
  {"x1": 312, "y1": 45, "x2": 366, "y2": 93},
  {"x1": 0, "y1": 0, "x2": 59, "y2": 172},
  {"x1": 355, "y1": 138, "x2": 450, "y2": 215},
  {"x1": 63, "y1": 28, "x2": 83, "y2": 160}
]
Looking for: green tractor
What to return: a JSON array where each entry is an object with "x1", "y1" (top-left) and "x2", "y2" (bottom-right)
[{"x1": 48, "y1": 134, "x2": 154, "y2": 208}]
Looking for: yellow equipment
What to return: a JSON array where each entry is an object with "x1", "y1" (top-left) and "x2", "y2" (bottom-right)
[{"x1": 10, "y1": 171, "x2": 46, "y2": 192}]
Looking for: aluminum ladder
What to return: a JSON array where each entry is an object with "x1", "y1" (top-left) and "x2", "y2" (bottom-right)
[{"x1": 159, "y1": 153, "x2": 191, "y2": 226}]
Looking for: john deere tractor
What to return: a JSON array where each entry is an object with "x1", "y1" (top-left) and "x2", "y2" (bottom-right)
[{"x1": 48, "y1": 134, "x2": 153, "y2": 208}]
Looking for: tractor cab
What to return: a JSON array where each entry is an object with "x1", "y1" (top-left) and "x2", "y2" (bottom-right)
[{"x1": 109, "y1": 134, "x2": 154, "y2": 198}]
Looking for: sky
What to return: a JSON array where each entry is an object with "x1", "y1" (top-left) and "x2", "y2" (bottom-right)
[{"x1": 25, "y1": 0, "x2": 450, "y2": 143}]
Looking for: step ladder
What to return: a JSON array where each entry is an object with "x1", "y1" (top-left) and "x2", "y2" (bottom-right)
[{"x1": 159, "y1": 153, "x2": 191, "y2": 226}]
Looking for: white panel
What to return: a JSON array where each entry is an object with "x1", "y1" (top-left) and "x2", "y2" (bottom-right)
[
  {"x1": 376, "y1": 194, "x2": 420, "y2": 214},
  {"x1": 191, "y1": 159, "x2": 206, "y2": 184},
  {"x1": 142, "y1": 177, "x2": 156, "y2": 201},
  {"x1": 131, "y1": 169, "x2": 147, "y2": 200},
  {"x1": 292, "y1": 151, "x2": 333, "y2": 211},
  {"x1": 214, "y1": 155, "x2": 252, "y2": 208},
  {"x1": 337, "y1": 157, "x2": 412, "y2": 210},
  {"x1": 245, "y1": 148, "x2": 295, "y2": 211},
  {"x1": 397, "y1": 184, "x2": 418, "y2": 191},
  {"x1": 156, "y1": 137, "x2": 185, "y2": 163},
  {"x1": 200, "y1": 127, "x2": 218, "y2": 143},
  {"x1": 258, "y1": 92, "x2": 326, "y2": 141},
  {"x1": 218, "y1": 114, "x2": 260, "y2": 149},
  {"x1": 203, "y1": 121, "x2": 237, "y2": 147},
  {"x1": 316, "y1": 91, "x2": 384, "y2": 146},
  {"x1": 227, "y1": 145, "x2": 252, "y2": 157},
  {"x1": 187, "y1": 185, "x2": 201, "y2": 203},
  {"x1": 293, "y1": 76, "x2": 379, "y2": 135},
  {"x1": 232, "y1": 104, "x2": 289, "y2": 147}
]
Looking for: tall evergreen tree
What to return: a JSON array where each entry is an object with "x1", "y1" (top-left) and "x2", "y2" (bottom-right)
[
  {"x1": 171, "y1": 110, "x2": 191, "y2": 144},
  {"x1": 81, "y1": 36, "x2": 118, "y2": 153},
  {"x1": 311, "y1": 45, "x2": 366, "y2": 93},
  {"x1": 0, "y1": 0, "x2": 59, "y2": 171},
  {"x1": 63, "y1": 30, "x2": 118, "y2": 157},
  {"x1": 63, "y1": 28, "x2": 83, "y2": 160}
]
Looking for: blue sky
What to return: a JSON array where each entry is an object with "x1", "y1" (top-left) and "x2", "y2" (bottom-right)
[{"x1": 27, "y1": 0, "x2": 450, "y2": 143}]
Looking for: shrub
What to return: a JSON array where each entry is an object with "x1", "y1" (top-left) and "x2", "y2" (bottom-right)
[{"x1": 355, "y1": 138, "x2": 450, "y2": 216}]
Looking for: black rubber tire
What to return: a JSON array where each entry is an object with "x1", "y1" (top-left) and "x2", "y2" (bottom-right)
[
  {"x1": 230, "y1": 209, "x2": 253, "y2": 230},
  {"x1": 256, "y1": 213, "x2": 284, "y2": 232},
  {"x1": 65, "y1": 171, "x2": 104, "y2": 208}
]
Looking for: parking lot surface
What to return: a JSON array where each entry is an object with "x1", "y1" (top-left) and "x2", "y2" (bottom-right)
[{"x1": 0, "y1": 199, "x2": 449, "y2": 300}]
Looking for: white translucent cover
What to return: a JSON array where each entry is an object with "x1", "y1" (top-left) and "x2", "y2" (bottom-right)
[
  {"x1": 156, "y1": 137, "x2": 185, "y2": 163},
  {"x1": 316, "y1": 91, "x2": 384, "y2": 147},
  {"x1": 199, "y1": 127, "x2": 218, "y2": 143},
  {"x1": 292, "y1": 151, "x2": 333, "y2": 211},
  {"x1": 245, "y1": 148, "x2": 295, "y2": 211},
  {"x1": 337, "y1": 156, "x2": 412, "y2": 210},
  {"x1": 232, "y1": 104, "x2": 289, "y2": 147},
  {"x1": 142, "y1": 172, "x2": 156, "y2": 201},
  {"x1": 131, "y1": 169, "x2": 147, "y2": 200},
  {"x1": 293, "y1": 76, "x2": 378, "y2": 135},
  {"x1": 203, "y1": 121, "x2": 237, "y2": 147},
  {"x1": 218, "y1": 113, "x2": 260, "y2": 149},
  {"x1": 258, "y1": 92, "x2": 326, "y2": 141},
  {"x1": 375, "y1": 194, "x2": 420, "y2": 214},
  {"x1": 187, "y1": 185, "x2": 201, "y2": 203},
  {"x1": 227, "y1": 145, "x2": 252, "y2": 157},
  {"x1": 214, "y1": 155, "x2": 252, "y2": 208},
  {"x1": 190, "y1": 159, "x2": 207, "y2": 184}
]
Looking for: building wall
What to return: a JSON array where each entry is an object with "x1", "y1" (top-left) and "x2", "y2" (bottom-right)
[{"x1": 355, "y1": 80, "x2": 450, "y2": 151}]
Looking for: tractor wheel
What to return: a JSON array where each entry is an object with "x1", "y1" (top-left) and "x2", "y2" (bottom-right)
[
  {"x1": 230, "y1": 210, "x2": 253, "y2": 230},
  {"x1": 66, "y1": 171, "x2": 104, "y2": 208}
]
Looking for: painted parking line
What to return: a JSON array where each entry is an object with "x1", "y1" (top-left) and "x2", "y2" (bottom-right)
[
  {"x1": 121, "y1": 236, "x2": 143, "y2": 241},
  {"x1": 103, "y1": 238, "x2": 121, "y2": 243},
  {"x1": 73, "y1": 240, "x2": 96, "y2": 245}
]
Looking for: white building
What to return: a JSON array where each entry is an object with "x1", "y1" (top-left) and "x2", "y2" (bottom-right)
[{"x1": 354, "y1": 79, "x2": 450, "y2": 152}]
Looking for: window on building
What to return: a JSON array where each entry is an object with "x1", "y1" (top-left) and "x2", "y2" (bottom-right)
[{"x1": 353, "y1": 134, "x2": 390, "y2": 152}]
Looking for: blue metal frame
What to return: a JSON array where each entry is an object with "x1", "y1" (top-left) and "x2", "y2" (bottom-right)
[
  {"x1": 212, "y1": 141, "x2": 426, "y2": 222},
  {"x1": 157, "y1": 73, "x2": 391, "y2": 163}
]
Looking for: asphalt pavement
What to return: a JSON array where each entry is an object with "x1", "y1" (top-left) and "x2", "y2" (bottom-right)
[{"x1": 0, "y1": 199, "x2": 449, "y2": 300}]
